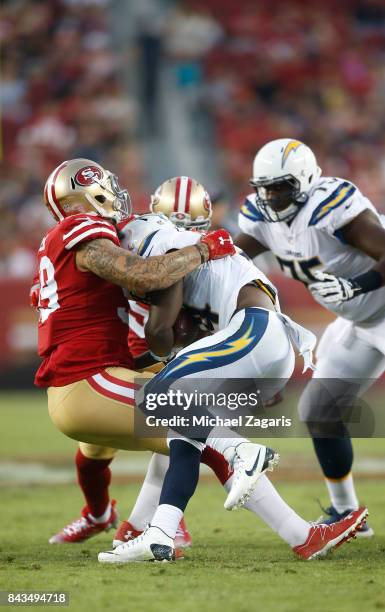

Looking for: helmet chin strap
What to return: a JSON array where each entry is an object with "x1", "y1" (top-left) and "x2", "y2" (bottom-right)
[{"x1": 265, "y1": 202, "x2": 300, "y2": 222}]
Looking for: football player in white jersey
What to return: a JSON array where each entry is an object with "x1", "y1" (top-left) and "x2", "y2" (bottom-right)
[
  {"x1": 98, "y1": 176, "x2": 367, "y2": 563},
  {"x1": 236, "y1": 138, "x2": 385, "y2": 534}
]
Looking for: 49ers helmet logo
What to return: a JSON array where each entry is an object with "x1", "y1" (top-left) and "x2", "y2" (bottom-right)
[{"x1": 74, "y1": 165, "x2": 103, "y2": 186}]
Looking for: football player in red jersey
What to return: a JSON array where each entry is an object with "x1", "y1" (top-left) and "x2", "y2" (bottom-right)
[
  {"x1": 38, "y1": 162, "x2": 230, "y2": 546},
  {"x1": 45, "y1": 176, "x2": 250, "y2": 547},
  {"x1": 37, "y1": 159, "x2": 289, "y2": 559}
]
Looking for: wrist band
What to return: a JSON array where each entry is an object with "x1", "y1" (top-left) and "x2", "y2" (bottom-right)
[
  {"x1": 195, "y1": 243, "x2": 207, "y2": 264},
  {"x1": 349, "y1": 269, "x2": 383, "y2": 294}
]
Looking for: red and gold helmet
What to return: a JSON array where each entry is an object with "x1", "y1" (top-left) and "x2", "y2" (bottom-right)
[
  {"x1": 150, "y1": 176, "x2": 212, "y2": 230},
  {"x1": 43, "y1": 158, "x2": 131, "y2": 223}
]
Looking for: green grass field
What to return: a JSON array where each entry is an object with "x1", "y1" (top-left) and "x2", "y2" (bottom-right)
[{"x1": 1, "y1": 391, "x2": 385, "y2": 612}]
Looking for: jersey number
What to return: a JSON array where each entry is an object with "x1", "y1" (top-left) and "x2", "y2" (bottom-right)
[
  {"x1": 38, "y1": 256, "x2": 60, "y2": 323},
  {"x1": 276, "y1": 255, "x2": 322, "y2": 284}
]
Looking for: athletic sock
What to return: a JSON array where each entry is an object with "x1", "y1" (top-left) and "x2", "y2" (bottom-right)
[
  {"x1": 206, "y1": 428, "x2": 248, "y2": 457},
  {"x1": 225, "y1": 474, "x2": 310, "y2": 547},
  {"x1": 89, "y1": 503, "x2": 111, "y2": 524},
  {"x1": 312, "y1": 436, "x2": 353, "y2": 479},
  {"x1": 75, "y1": 449, "x2": 112, "y2": 519},
  {"x1": 159, "y1": 439, "x2": 201, "y2": 511},
  {"x1": 128, "y1": 453, "x2": 169, "y2": 531},
  {"x1": 150, "y1": 504, "x2": 183, "y2": 539},
  {"x1": 311, "y1": 437, "x2": 358, "y2": 512},
  {"x1": 146, "y1": 440, "x2": 201, "y2": 539},
  {"x1": 126, "y1": 448, "x2": 232, "y2": 533},
  {"x1": 201, "y1": 446, "x2": 233, "y2": 484},
  {"x1": 325, "y1": 473, "x2": 359, "y2": 513}
]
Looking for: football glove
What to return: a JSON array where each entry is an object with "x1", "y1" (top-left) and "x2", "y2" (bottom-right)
[
  {"x1": 309, "y1": 271, "x2": 360, "y2": 303},
  {"x1": 200, "y1": 229, "x2": 236, "y2": 260}
]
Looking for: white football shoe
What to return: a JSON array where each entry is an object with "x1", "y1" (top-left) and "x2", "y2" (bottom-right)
[
  {"x1": 98, "y1": 525, "x2": 175, "y2": 564},
  {"x1": 223, "y1": 442, "x2": 279, "y2": 511}
]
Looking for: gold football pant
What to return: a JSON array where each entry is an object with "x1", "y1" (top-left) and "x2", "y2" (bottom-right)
[{"x1": 47, "y1": 366, "x2": 168, "y2": 455}]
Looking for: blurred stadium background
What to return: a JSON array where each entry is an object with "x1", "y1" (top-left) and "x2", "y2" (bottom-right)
[{"x1": 1, "y1": 0, "x2": 384, "y2": 501}]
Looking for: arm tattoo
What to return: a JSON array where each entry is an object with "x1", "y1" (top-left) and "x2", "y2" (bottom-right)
[{"x1": 76, "y1": 238, "x2": 208, "y2": 294}]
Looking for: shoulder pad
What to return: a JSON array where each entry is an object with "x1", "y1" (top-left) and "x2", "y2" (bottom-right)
[
  {"x1": 60, "y1": 214, "x2": 118, "y2": 250},
  {"x1": 308, "y1": 180, "x2": 356, "y2": 226},
  {"x1": 239, "y1": 195, "x2": 265, "y2": 222}
]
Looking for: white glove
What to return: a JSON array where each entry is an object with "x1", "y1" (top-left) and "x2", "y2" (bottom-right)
[{"x1": 309, "y1": 271, "x2": 359, "y2": 303}]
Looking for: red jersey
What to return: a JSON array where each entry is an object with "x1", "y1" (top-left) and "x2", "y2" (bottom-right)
[
  {"x1": 127, "y1": 299, "x2": 149, "y2": 358},
  {"x1": 118, "y1": 216, "x2": 149, "y2": 359},
  {"x1": 35, "y1": 213, "x2": 133, "y2": 387}
]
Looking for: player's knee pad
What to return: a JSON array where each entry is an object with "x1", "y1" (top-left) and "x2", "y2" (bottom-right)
[{"x1": 298, "y1": 378, "x2": 358, "y2": 437}]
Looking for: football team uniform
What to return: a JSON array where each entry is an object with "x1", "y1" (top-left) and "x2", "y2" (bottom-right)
[
  {"x1": 121, "y1": 220, "x2": 316, "y2": 400},
  {"x1": 127, "y1": 300, "x2": 149, "y2": 357},
  {"x1": 34, "y1": 212, "x2": 167, "y2": 454},
  {"x1": 238, "y1": 176, "x2": 385, "y2": 400},
  {"x1": 35, "y1": 213, "x2": 133, "y2": 387}
]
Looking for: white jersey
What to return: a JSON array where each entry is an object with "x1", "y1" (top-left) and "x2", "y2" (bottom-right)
[
  {"x1": 128, "y1": 224, "x2": 278, "y2": 330},
  {"x1": 239, "y1": 176, "x2": 385, "y2": 324}
]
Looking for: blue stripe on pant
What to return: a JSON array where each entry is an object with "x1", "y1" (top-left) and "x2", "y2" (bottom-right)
[
  {"x1": 152, "y1": 307, "x2": 270, "y2": 383},
  {"x1": 141, "y1": 308, "x2": 270, "y2": 440}
]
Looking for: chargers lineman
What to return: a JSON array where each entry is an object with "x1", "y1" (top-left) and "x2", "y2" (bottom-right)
[
  {"x1": 236, "y1": 138, "x2": 385, "y2": 533},
  {"x1": 98, "y1": 176, "x2": 367, "y2": 563}
]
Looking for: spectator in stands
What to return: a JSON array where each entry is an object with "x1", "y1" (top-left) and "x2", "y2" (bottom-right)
[{"x1": 0, "y1": 0, "x2": 145, "y2": 278}]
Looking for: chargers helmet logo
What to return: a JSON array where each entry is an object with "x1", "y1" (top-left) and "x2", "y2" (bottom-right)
[{"x1": 281, "y1": 140, "x2": 303, "y2": 169}]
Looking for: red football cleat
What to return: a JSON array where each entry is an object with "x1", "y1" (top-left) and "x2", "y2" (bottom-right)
[
  {"x1": 49, "y1": 500, "x2": 118, "y2": 544},
  {"x1": 113, "y1": 518, "x2": 192, "y2": 558},
  {"x1": 112, "y1": 520, "x2": 142, "y2": 548},
  {"x1": 174, "y1": 517, "x2": 192, "y2": 548},
  {"x1": 293, "y1": 506, "x2": 368, "y2": 560}
]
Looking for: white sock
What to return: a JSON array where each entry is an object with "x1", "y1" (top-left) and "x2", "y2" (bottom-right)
[
  {"x1": 89, "y1": 502, "x2": 111, "y2": 524},
  {"x1": 150, "y1": 504, "x2": 183, "y2": 539},
  {"x1": 206, "y1": 427, "x2": 248, "y2": 457},
  {"x1": 127, "y1": 453, "x2": 169, "y2": 530},
  {"x1": 325, "y1": 473, "x2": 359, "y2": 514},
  {"x1": 225, "y1": 474, "x2": 309, "y2": 547}
]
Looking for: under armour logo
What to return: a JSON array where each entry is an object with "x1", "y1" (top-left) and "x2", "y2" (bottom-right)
[{"x1": 219, "y1": 237, "x2": 234, "y2": 245}]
